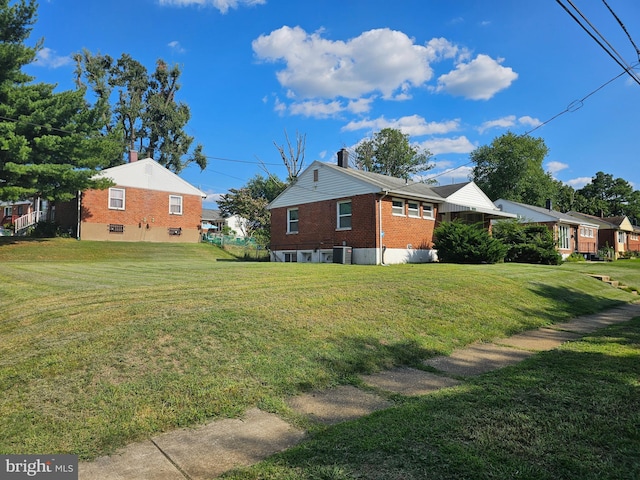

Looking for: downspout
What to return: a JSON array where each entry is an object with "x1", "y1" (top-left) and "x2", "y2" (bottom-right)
[
  {"x1": 379, "y1": 190, "x2": 388, "y2": 265},
  {"x1": 76, "y1": 190, "x2": 81, "y2": 241}
]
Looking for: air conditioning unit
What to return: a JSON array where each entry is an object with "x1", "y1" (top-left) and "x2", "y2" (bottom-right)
[{"x1": 333, "y1": 246, "x2": 352, "y2": 264}]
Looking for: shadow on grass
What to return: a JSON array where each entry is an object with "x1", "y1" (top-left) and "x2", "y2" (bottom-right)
[
  {"x1": 228, "y1": 319, "x2": 640, "y2": 480},
  {"x1": 523, "y1": 283, "x2": 628, "y2": 324}
]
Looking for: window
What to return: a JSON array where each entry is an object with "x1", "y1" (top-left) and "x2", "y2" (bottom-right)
[
  {"x1": 169, "y1": 195, "x2": 183, "y2": 215},
  {"x1": 392, "y1": 198, "x2": 405, "y2": 216},
  {"x1": 337, "y1": 201, "x2": 352, "y2": 229},
  {"x1": 108, "y1": 224, "x2": 124, "y2": 233},
  {"x1": 109, "y1": 188, "x2": 125, "y2": 210},
  {"x1": 631, "y1": 233, "x2": 639, "y2": 241},
  {"x1": 284, "y1": 252, "x2": 297, "y2": 262},
  {"x1": 618, "y1": 231, "x2": 626, "y2": 244},
  {"x1": 407, "y1": 201, "x2": 420, "y2": 218},
  {"x1": 3, "y1": 206, "x2": 11, "y2": 217},
  {"x1": 287, "y1": 208, "x2": 299, "y2": 233},
  {"x1": 168, "y1": 227, "x2": 182, "y2": 236},
  {"x1": 422, "y1": 203, "x2": 434, "y2": 219},
  {"x1": 558, "y1": 225, "x2": 570, "y2": 250},
  {"x1": 313, "y1": 169, "x2": 319, "y2": 182}
]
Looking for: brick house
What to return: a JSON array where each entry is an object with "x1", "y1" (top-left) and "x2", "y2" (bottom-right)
[
  {"x1": 57, "y1": 157, "x2": 206, "y2": 242},
  {"x1": 566, "y1": 212, "x2": 638, "y2": 258},
  {"x1": 268, "y1": 150, "x2": 514, "y2": 265},
  {"x1": 495, "y1": 199, "x2": 599, "y2": 259}
]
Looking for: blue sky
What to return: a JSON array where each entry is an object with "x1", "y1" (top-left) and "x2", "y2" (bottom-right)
[{"x1": 24, "y1": 0, "x2": 640, "y2": 207}]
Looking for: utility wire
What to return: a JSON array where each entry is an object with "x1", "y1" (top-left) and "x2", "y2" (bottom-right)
[
  {"x1": 556, "y1": 0, "x2": 640, "y2": 86},
  {"x1": 602, "y1": 0, "x2": 640, "y2": 60}
]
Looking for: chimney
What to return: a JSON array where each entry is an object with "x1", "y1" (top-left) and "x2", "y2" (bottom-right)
[
  {"x1": 128, "y1": 150, "x2": 138, "y2": 163},
  {"x1": 545, "y1": 199, "x2": 552, "y2": 211},
  {"x1": 337, "y1": 148, "x2": 349, "y2": 168}
]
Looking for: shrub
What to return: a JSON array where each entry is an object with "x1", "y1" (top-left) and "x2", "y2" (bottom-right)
[
  {"x1": 564, "y1": 252, "x2": 586, "y2": 262},
  {"x1": 492, "y1": 221, "x2": 562, "y2": 265},
  {"x1": 433, "y1": 220, "x2": 507, "y2": 264}
]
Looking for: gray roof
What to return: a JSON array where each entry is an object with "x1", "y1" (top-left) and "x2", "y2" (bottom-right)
[
  {"x1": 496, "y1": 199, "x2": 589, "y2": 226},
  {"x1": 567, "y1": 211, "x2": 628, "y2": 229},
  {"x1": 202, "y1": 209, "x2": 224, "y2": 221}
]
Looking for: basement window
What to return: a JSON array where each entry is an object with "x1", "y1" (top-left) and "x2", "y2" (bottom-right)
[
  {"x1": 284, "y1": 252, "x2": 297, "y2": 262},
  {"x1": 108, "y1": 224, "x2": 124, "y2": 233},
  {"x1": 168, "y1": 227, "x2": 182, "y2": 236}
]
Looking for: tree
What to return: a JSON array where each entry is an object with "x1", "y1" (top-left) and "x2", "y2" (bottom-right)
[
  {"x1": 471, "y1": 132, "x2": 556, "y2": 205},
  {"x1": 575, "y1": 172, "x2": 639, "y2": 220},
  {"x1": 355, "y1": 128, "x2": 433, "y2": 180},
  {"x1": 273, "y1": 129, "x2": 305, "y2": 182},
  {"x1": 0, "y1": 0, "x2": 118, "y2": 203},
  {"x1": 217, "y1": 174, "x2": 286, "y2": 243},
  {"x1": 73, "y1": 51, "x2": 206, "y2": 173}
]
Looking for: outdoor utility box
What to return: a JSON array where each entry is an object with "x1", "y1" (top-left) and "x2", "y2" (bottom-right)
[{"x1": 333, "y1": 246, "x2": 352, "y2": 264}]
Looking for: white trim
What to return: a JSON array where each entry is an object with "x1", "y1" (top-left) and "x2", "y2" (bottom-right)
[
  {"x1": 336, "y1": 200, "x2": 352, "y2": 230},
  {"x1": 392, "y1": 198, "x2": 405, "y2": 216},
  {"x1": 108, "y1": 188, "x2": 125, "y2": 210},
  {"x1": 169, "y1": 195, "x2": 183, "y2": 215},
  {"x1": 287, "y1": 207, "x2": 299, "y2": 234}
]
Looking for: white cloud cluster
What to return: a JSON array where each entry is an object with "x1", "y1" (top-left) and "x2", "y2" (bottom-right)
[
  {"x1": 32, "y1": 48, "x2": 72, "y2": 68},
  {"x1": 168, "y1": 41, "x2": 186, "y2": 53},
  {"x1": 342, "y1": 115, "x2": 460, "y2": 136},
  {"x1": 159, "y1": 0, "x2": 265, "y2": 14},
  {"x1": 436, "y1": 54, "x2": 517, "y2": 100},
  {"x1": 546, "y1": 161, "x2": 568, "y2": 175},
  {"x1": 478, "y1": 115, "x2": 542, "y2": 134},
  {"x1": 253, "y1": 26, "x2": 518, "y2": 118},
  {"x1": 419, "y1": 136, "x2": 476, "y2": 155}
]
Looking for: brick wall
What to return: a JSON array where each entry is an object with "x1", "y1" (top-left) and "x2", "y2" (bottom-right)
[
  {"x1": 270, "y1": 194, "x2": 437, "y2": 251},
  {"x1": 73, "y1": 186, "x2": 202, "y2": 242}
]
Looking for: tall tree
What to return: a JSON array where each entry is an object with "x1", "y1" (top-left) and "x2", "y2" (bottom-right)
[
  {"x1": 73, "y1": 51, "x2": 206, "y2": 173},
  {"x1": 0, "y1": 0, "x2": 118, "y2": 203},
  {"x1": 217, "y1": 174, "x2": 286, "y2": 242},
  {"x1": 575, "y1": 172, "x2": 639, "y2": 220},
  {"x1": 273, "y1": 129, "x2": 306, "y2": 182},
  {"x1": 354, "y1": 128, "x2": 433, "y2": 180},
  {"x1": 471, "y1": 132, "x2": 556, "y2": 205}
]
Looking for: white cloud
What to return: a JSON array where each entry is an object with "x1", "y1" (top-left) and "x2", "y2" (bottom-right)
[
  {"x1": 342, "y1": 115, "x2": 460, "y2": 136},
  {"x1": 32, "y1": 47, "x2": 72, "y2": 68},
  {"x1": 159, "y1": 0, "x2": 265, "y2": 13},
  {"x1": 567, "y1": 177, "x2": 592, "y2": 188},
  {"x1": 426, "y1": 165, "x2": 474, "y2": 184},
  {"x1": 289, "y1": 99, "x2": 344, "y2": 118},
  {"x1": 168, "y1": 41, "x2": 186, "y2": 53},
  {"x1": 518, "y1": 115, "x2": 541, "y2": 128},
  {"x1": 436, "y1": 54, "x2": 518, "y2": 100},
  {"x1": 203, "y1": 191, "x2": 224, "y2": 204},
  {"x1": 478, "y1": 115, "x2": 516, "y2": 133},
  {"x1": 253, "y1": 26, "x2": 446, "y2": 100},
  {"x1": 478, "y1": 115, "x2": 541, "y2": 133},
  {"x1": 419, "y1": 136, "x2": 476, "y2": 155},
  {"x1": 546, "y1": 161, "x2": 568, "y2": 175}
]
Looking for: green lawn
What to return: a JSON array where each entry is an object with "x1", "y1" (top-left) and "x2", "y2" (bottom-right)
[
  {"x1": 0, "y1": 238, "x2": 638, "y2": 461},
  {"x1": 225, "y1": 319, "x2": 640, "y2": 480}
]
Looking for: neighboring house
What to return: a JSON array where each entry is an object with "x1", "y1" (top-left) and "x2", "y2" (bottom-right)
[
  {"x1": 1, "y1": 199, "x2": 48, "y2": 235},
  {"x1": 1, "y1": 200, "x2": 32, "y2": 226},
  {"x1": 495, "y1": 199, "x2": 599, "y2": 259},
  {"x1": 268, "y1": 149, "x2": 514, "y2": 265},
  {"x1": 201, "y1": 209, "x2": 248, "y2": 237},
  {"x1": 567, "y1": 212, "x2": 637, "y2": 258},
  {"x1": 57, "y1": 157, "x2": 206, "y2": 243}
]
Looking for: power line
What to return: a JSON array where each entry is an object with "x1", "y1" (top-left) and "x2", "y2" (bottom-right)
[{"x1": 602, "y1": 0, "x2": 640, "y2": 60}]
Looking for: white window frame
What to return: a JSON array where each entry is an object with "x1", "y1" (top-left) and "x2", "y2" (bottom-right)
[
  {"x1": 618, "y1": 231, "x2": 626, "y2": 244},
  {"x1": 287, "y1": 208, "x2": 299, "y2": 234},
  {"x1": 392, "y1": 198, "x2": 405, "y2": 216},
  {"x1": 3, "y1": 206, "x2": 11, "y2": 217},
  {"x1": 558, "y1": 225, "x2": 570, "y2": 250},
  {"x1": 169, "y1": 195, "x2": 183, "y2": 215},
  {"x1": 108, "y1": 188, "x2": 125, "y2": 210},
  {"x1": 337, "y1": 200, "x2": 352, "y2": 230},
  {"x1": 422, "y1": 203, "x2": 434, "y2": 219},
  {"x1": 407, "y1": 201, "x2": 420, "y2": 218}
]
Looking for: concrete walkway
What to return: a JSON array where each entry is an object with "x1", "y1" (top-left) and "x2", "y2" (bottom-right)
[{"x1": 79, "y1": 302, "x2": 640, "y2": 479}]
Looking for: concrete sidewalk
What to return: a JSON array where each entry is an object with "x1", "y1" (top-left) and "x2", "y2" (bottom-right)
[{"x1": 79, "y1": 302, "x2": 640, "y2": 479}]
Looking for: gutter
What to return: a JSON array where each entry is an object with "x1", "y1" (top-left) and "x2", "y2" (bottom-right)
[{"x1": 379, "y1": 190, "x2": 388, "y2": 266}]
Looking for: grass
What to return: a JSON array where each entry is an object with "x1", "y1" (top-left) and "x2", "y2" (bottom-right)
[
  {"x1": 224, "y1": 319, "x2": 640, "y2": 479},
  {"x1": 0, "y1": 238, "x2": 638, "y2": 461}
]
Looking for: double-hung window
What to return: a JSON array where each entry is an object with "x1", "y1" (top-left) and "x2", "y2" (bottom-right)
[
  {"x1": 422, "y1": 203, "x2": 434, "y2": 219},
  {"x1": 287, "y1": 208, "x2": 299, "y2": 233},
  {"x1": 169, "y1": 195, "x2": 183, "y2": 215},
  {"x1": 392, "y1": 198, "x2": 405, "y2": 216},
  {"x1": 558, "y1": 225, "x2": 570, "y2": 250},
  {"x1": 337, "y1": 201, "x2": 352, "y2": 230},
  {"x1": 407, "y1": 201, "x2": 420, "y2": 218},
  {"x1": 109, "y1": 188, "x2": 125, "y2": 210}
]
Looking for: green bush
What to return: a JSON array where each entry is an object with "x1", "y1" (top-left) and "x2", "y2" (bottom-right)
[
  {"x1": 492, "y1": 221, "x2": 562, "y2": 265},
  {"x1": 564, "y1": 252, "x2": 586, "y2": 262},
  {"x1": 433, "y1": 220, "x2": 507, "y2": 264}
]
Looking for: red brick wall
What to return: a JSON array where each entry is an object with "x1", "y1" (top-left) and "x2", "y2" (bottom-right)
[{"x1": 270, "y1": 194, "x2": 437, "y2": 251}]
